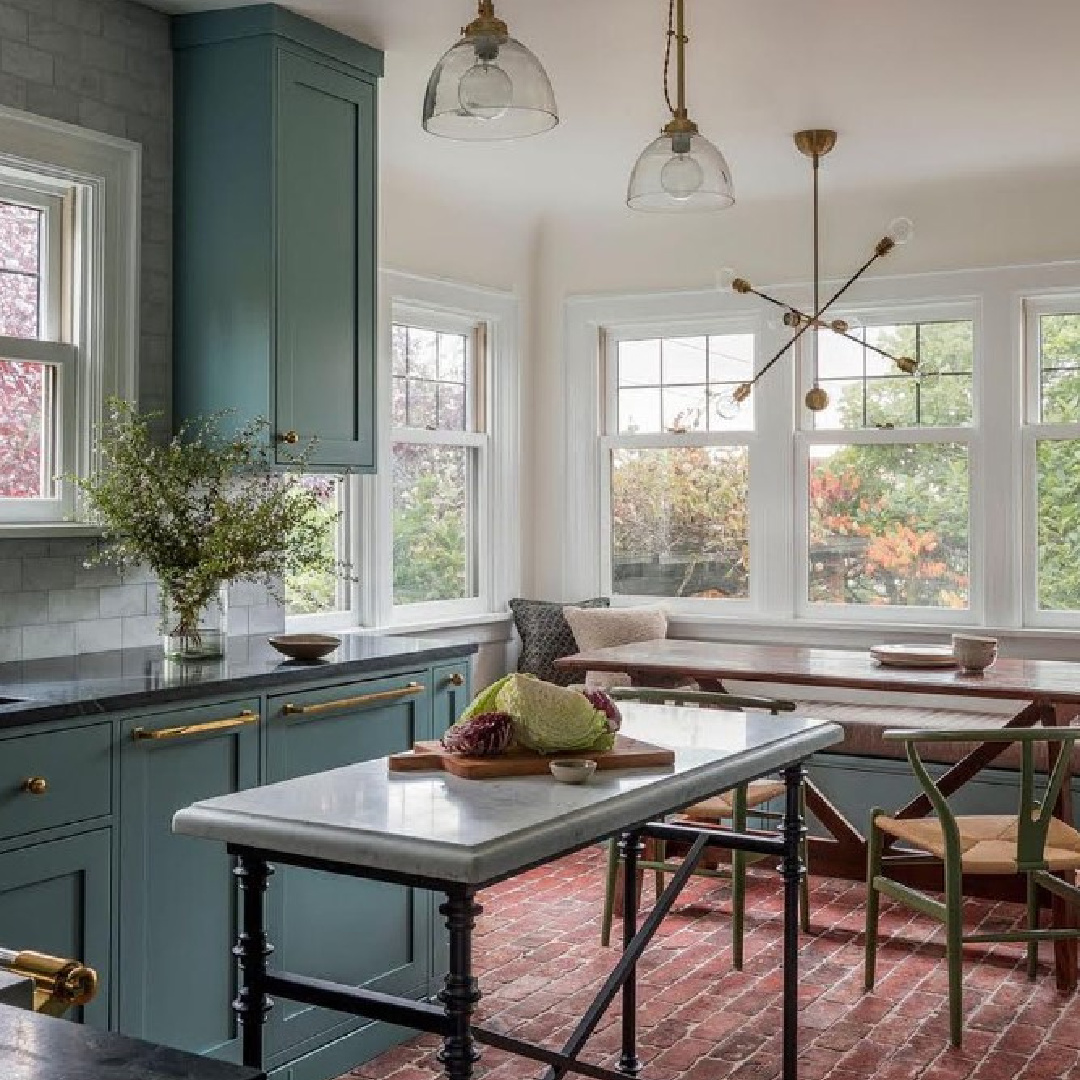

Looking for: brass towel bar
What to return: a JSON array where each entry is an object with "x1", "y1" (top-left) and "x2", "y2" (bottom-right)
[
  {"x1": 131, "y1": 710, "x2": 259, "y2": 741},
  {"x1": 282, "y1": 682, "x2": 424, "y2": 717}
]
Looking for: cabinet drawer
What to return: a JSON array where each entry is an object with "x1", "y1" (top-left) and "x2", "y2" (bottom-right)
[{"x1": 0, "y1": 724, "x2": 111, "y2": 841}]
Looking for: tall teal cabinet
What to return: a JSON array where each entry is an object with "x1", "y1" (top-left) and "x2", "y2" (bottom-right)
[{"x1": 172, "y1": 6, "x2": 382, "y2": 471}]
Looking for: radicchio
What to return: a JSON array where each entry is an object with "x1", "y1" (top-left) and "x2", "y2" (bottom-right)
[
  {"x1": 582, "y1": 689, "x2": 622, "y2": 733},
  {"x1": 441, "y1": 711, "x2": 515, "y2": 757}
]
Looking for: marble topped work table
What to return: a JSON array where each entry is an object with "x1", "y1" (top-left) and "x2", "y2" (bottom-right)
[
  {"x1": 175, "y1": 703, "x2": 841, "y2": 1080},
  {"x1": 0, "y1": 1002, "x2": 264, "y2": 1080}
]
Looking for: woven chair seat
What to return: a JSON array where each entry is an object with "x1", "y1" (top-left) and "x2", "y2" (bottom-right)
[
  {"x1": 874, "y1": 812, "x2": 1080, "y2": 874},
  {"x1": 680, "y1": 779, "x2": 787, "y2": 823}
]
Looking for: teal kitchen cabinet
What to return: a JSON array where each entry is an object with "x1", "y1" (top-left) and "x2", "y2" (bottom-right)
[
  {"x1": 261, "y1": 673, "x2": 432, "y2": 1073},
  {"x1": 0, "y1": 830, "x2": 111, "y2": 1030},
  {"x1": 432, "y1": 661, "x2": 471, "y2": 740},
  {"x1": 173, "y1": 5, "x2": 382, "y2": 471},
  {"x1": 117, "y1": 698, "x2": 260, "y2": 1060}
]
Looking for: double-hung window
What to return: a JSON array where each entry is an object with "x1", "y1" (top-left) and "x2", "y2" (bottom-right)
[
  {"x1": 1023, "y1": 297, "x2": 1080, "y2": 623},
  {"x1": 799, "y1": 305, "x2": 976, "y2": 616},
  {"x1": 601, "y1": 325, "x2": 756, "y2": 605},
  {"x1": 390, "y1": 308, "x2": 488, "y2": 618},
  {"x1": 0, "y1": 107, "x2": 138, "y2": 531},
  {"x1": 0, "y1": 176, "x2": 77, "y2": 522}
]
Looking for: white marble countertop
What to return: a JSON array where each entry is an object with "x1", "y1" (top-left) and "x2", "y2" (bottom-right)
[{"x1": 172, "y1": 704, "x2": 842, "y2": 886}]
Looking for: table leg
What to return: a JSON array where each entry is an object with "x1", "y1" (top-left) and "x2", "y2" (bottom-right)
[
  {"x1": 1051, "y1": 704, "x2": 1079, "y2": 994},
  {"x1": 781, "y1": 764, "x2": 806, "y2": 1080},
  {"x1": 438, "y1": 887, "x2": 482, "y2": 1080},
  {"x1": 619, "y1": 830, "x2": 644, "y2": 1077},
  {"x1": 233, "y1": 855, "x2": 274, "y2": 1070}
]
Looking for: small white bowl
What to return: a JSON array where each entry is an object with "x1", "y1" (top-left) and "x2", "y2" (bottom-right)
[{"x1": 549, "y1": 759, "x2": 597, "y2": 785}]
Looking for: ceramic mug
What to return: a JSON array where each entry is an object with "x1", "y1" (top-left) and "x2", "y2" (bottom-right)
[{"x1": 951, "y1": 634, "x2": 998, "y2": 674}]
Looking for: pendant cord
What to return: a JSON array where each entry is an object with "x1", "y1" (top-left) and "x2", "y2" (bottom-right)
[
  {"x1": 663, "y1": 0, "x2": 676, "y2": 117},
  {"x1": 675, "y1": 0, "x2": 686, "y2": 119}
]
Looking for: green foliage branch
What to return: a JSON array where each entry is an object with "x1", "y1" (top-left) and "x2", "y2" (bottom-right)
[{"x1": 74, "y1": 399, "x2": 347, "y2": 640}]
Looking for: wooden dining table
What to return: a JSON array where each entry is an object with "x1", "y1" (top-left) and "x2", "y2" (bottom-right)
[{"x1": 556, "y1": 639, "x2": 1080, "y2": 992}]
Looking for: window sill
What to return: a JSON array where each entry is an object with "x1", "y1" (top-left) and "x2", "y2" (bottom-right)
[
  {"x1": 0, "y1": 522, "x2": 102, "y2": 540},
  {"x1": 665, "y1": 613, "x2": 1080, "y2": 660},
  {"x1": 352, "y1": 612, "x2": 513, "y2": 637}
]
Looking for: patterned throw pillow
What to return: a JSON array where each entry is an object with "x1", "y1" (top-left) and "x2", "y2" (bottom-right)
[{"x1": 508, "y1": 597, "x2": 609, "y2": 686}]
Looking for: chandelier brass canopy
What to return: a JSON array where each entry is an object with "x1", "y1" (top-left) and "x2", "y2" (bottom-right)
[
  {"x1": 627, "y1": 0, "x2": 734, "y2": 212},
  {"x1": 718, "y1": 130, "x2": 916, "y2": 414},
  {"x1": 423, "y1": 0, "x2": 558, "y2": 141}
]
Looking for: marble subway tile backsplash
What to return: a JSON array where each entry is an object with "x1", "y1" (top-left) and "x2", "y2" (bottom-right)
[{"x1": 0, "y1": 538, "x2": 286, "y2": 663}]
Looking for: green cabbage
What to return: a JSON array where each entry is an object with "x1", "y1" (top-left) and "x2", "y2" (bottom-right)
[{"x1": 459, "y1": 673, "x2": 615, "y2": 754}]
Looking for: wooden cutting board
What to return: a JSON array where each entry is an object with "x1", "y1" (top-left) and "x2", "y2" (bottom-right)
[{"x1": 388, "y1": 734, "x2": 675, "y2": 779}]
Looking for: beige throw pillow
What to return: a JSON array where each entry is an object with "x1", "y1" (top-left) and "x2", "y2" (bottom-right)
[{"x1": 562, "y1": 605, "x2": 667, "y2": 690}]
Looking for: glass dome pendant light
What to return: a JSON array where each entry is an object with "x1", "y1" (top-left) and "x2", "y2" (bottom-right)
[
  {"x1": 627, "y1": 0, "x2": 734, "y2": 212},
  {"x1": 422, "y1": 0, "x2": 558, "y2": 141}
]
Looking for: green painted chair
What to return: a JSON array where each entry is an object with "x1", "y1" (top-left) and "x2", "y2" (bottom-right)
[
  {"x1": 599, "y1": 687, "x2": 810, "y2": 969},
  {"x1": 865, "y1": 726, "x2": 1080, "y2": 1047}
]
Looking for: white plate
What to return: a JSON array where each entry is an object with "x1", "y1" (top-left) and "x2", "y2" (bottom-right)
[{"x1": 869, "y1": 644, "x2": 957, "y2": 668}]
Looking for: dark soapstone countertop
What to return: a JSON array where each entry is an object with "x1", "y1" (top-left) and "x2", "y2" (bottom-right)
[
  {"x1": 0, "y1": 1002, "x2": 263, "y2": 1080},
  {"x1": 0, "y1": 633, "x2": 476, "y2": 731}
]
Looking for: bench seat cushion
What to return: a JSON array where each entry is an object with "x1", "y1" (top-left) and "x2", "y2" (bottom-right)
[{"x1": 792, "y1": 700, "x2": 1076, "y2": 770}]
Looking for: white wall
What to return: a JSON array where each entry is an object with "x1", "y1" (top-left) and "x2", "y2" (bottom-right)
[
  {"x1": 527, "y1": 166, "x2": 1080, "y2": 599},
  {"x1": 380, "y1": 170, "x2": 540, "y2": 293}
]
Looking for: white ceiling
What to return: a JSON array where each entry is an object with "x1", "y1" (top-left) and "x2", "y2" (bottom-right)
[{"x1": 148, "y1": 0, "x2": 1080, "y2": 216}]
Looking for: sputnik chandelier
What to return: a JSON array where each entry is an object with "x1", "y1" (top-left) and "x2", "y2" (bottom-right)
[{"x1": 718, "y1": 129, "x2": 917, "y2": 415}]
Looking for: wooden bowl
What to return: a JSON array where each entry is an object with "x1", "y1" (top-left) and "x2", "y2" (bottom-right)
[{"x1": 268, "y1": 634, "x2": 341, "y2": 661}]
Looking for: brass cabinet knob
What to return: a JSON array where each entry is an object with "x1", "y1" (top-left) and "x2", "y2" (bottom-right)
[
  {"x1": 447, "y1": 672, "x2": 465, "y2": 687},
  {"x1": 23, "y1": 777, "x2": 48, "y2": 795},
  {"x1": 278, "y1": 430, "x2": 299, "y2": 445}
]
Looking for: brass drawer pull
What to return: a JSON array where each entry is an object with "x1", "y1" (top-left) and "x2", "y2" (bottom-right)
[
  {"x1": 22, "y1": 776, "x2": 48, "y2": 795},
  {"x1": 282, "y1": 682, "x2": 424, "y2": 717},
  {"x1": 132, "y1": 710, "x2": 259, "y2": 741},
  {"x1": 447, "y1": 672, "x2": 465, "y2": 687},
  {"x1": 278, "y1": 429, "x2": 299, "y2": 445}
]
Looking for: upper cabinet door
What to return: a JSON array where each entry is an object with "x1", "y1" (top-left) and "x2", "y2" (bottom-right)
[
  {"x1": 172, "y1": 6, "x2": 382, "y2": 473},
  {"x1": 275, "y1": 52, "x2": 376, "y2": 470}
]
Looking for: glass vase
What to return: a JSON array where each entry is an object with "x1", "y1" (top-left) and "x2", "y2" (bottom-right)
[{"x1": 161, "y1": 581, "x2": 229, "y2": 661}]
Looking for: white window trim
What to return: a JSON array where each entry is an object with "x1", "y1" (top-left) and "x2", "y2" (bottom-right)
[
  {"x1": 357, "y1": 270, "x2": 521, "y2": 631},
  {"x1": 0, "y1": 104, "x2": 139, "y2": 534},
  {"x1": 563, "y1": 260, "x2": 1080, "y2": 641},
  {"x1": 796, "y1": 300, "x2": 980, "y2": 624},
  {"x1": 1021, "y1": 294, "x2": 1080, "y2": 629},
  {"x1": 600, "y1": 316, "x2": 759, "y2": 613}
]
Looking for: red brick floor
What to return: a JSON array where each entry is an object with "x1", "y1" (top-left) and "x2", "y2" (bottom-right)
[{"x1": 346, "y1": 847, "x2": 1080, "y2": 1080}]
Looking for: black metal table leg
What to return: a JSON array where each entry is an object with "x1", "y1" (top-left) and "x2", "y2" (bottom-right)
[
  {"x1": 438, "y1": 887, "x2": 482, "y2": 1080},
  {"x1": 233, "y1": 855, "x2": 274, "y2": 1070},
  {"x1": 618, "y1": 830, "x2": 644, "y2": 1077},
  {"x1": 781, "y1": 764, "x2": 806, "y2": 1080}
]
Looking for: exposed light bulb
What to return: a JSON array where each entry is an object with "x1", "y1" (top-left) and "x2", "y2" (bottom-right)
[
  {"x1": 660, "y1": 153, "x2": 705, "y2": 201},
  {"x1": 458, "y1": 61, "x2": 513, "y2": 120},
  {"x1": 714, "y1": 388, "x2": 740, "y2": 420},
  {"x1": 886, "y1": 217, "x2": 915, "y2": 246}
]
